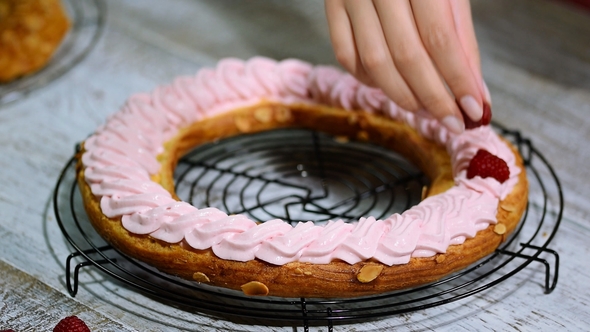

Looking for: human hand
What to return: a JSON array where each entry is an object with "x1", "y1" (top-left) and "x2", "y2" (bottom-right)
[{"x1": 324, "y1": 0, "x2": 492, "y2": 133}]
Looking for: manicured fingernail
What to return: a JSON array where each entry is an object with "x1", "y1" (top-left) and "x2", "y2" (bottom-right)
[
  {"x1": 482, "y1": 80, "x2": 492, "y2": 106},
  {"x1": 459, "y1": 95, "x2": 483, "y2": 122},
  {"x1": 442, "y1": 115, "x2": 465, "y2": 134},
  {"x1": 482, "y1": 102, "x2": 492, "y2": 125}
]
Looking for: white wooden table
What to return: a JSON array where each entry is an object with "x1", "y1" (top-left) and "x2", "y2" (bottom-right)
[{"x1": 1, "y1": 0, "x2": 589, "y2": 331}]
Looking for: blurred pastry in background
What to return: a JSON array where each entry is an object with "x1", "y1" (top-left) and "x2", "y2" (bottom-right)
[{"x1": 0, "y1": 0, "x2": 70, "y2": 83}]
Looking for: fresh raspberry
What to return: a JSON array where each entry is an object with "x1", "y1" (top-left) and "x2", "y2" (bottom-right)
[
  {"x1": 462, "y1": 102, "x2": 492, "y2": 129},
  {"x1": 466, "y1": 149, "x2": 510, "y2": 183},
  {"x1": 53, "y1": 316, "x2": 91, "y2": 332}
]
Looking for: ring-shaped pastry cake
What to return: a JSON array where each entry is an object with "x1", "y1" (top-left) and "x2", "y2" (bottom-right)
[{"x1": 76, "y1": 57, "x2": 528, "y2": 298}]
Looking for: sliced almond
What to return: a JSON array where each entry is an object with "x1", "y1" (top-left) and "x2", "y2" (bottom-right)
[
  {"x1": 254, "y1": 107, "x2": 272, "y2": 123},
  {"x1": 303, "y1": 271, "x2": 312, "y2": 276},
  {"x1": 235, "y1": 116, "x2": 251, "y2": 132},
  {"x1": 293, "y1": 268, "x2": 304, "y2": 276},
  {"x1": 241, "y1": 281, "x2": 269, "y2": 296},
  {"x1": 356, "y1": 264, "x2": 383, "y2": 283},
  {"x1": 421, "y1": 185, "x2": 429, "y2": 200},
  {"x1": 275, "y1": 107, "x2": 292, "y2": 123},
  {"x1": 494, "y1": 223, "x2": 507, "y2": 235},
  {"x1": 435, "y1": 255, "x2": 446, "y2": 264},
  {"x1": 192, "y1": 272, "x2": 210, "y2": 283},
  {"x1": 500, "y1": 203, "x2": 517, "y2": 212},
  {"x1": 334, "y1": 136, "x2": 349, "y2": 144},
  {"x1": 357, "y1": 130, "x2": 369, "y2": 141}
]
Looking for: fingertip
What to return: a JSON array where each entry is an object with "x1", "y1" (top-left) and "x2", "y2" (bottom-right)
[
  {"x1": 441, "y1": 115, "x2": 465, "y2": 134},
  {"x1": 482, "y1": 80, "x2": 492, "y2": 106},
  {"x1": 482, "y1": 102, "x2": 492, "y2": 125},
  {"x1": 458, "y1": 94, "x2": 483, "y2": 122},
  {"x1": 460, "y1": 100, "x2": 492, "y2": 129}
]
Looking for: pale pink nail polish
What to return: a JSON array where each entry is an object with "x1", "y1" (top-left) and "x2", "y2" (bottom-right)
[
  {"x1": 459, "y1": 95, "x2": 483, "y2": 122},
  {"x1": 441, "y1": 115, "x2": 465, "y2": 134}
]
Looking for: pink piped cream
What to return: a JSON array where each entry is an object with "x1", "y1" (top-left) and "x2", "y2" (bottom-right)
[{"x1": 81, "y1": 57, "x2": 520, "y2": 267}]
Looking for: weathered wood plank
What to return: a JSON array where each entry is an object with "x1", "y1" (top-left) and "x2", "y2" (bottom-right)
[
  {"x1": 0, "y1": 260, "x2": 132, "y2": 332},
  {"x1": 0, "y1": 0, "x2": 588, "y2": 330}
]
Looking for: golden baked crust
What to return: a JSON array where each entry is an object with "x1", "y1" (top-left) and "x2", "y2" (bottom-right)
[
  {"x1": 0, "y1": 0, "x2": 70, "y2": 83},
  {"x1": 76, "y1": 102, "x2": 528, "y2": 298}
]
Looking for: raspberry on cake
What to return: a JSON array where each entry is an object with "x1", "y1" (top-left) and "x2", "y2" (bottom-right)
[
  {"x1": 467, "y1": 149, "x2": 510, "y2": 183},
  {"x1": 76, "y1": 57, "x2": 528, "y2": 298}
]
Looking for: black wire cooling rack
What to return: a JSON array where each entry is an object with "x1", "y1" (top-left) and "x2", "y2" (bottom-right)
[
  {"x1": 53, "y1": 125, "x2": 562, "y2": 331},
  {"x1": 0, "y1": 0, "x2": 106, "y2": 105}
]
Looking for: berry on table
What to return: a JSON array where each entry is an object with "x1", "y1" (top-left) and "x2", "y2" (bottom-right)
[{"x1": 53, "y1": 316, "x2": 91, "y2": 332}]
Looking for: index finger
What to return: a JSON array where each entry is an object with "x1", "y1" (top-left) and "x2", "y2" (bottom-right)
[{"x1": 410, "y1": 0, "x2": 485, "y2": 122}]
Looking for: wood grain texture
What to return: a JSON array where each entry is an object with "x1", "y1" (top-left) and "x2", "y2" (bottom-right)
[
  {"x1": 0, "y1": 0, "x2": 588, "y2": 330},
  {"x1": 0, "y1": 261, "x2": 132, "y2": 332}
]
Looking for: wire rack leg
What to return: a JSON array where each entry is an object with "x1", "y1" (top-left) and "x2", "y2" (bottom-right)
[
  {"x1": 497, "y1": 244, "x2": 560, "y2": 294},
  {"x1": 296, "y1": 297, "x2": 334, "y2": 331},
  {"x1": 65, "y1": 246, "x2": 115, "y2": 297},
  {"x1": 300, "y1": 297, "x2": 309, "y2": 332},
  {"x1": 327, "y1": 307, "x2": 334, "y2": 332}
]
